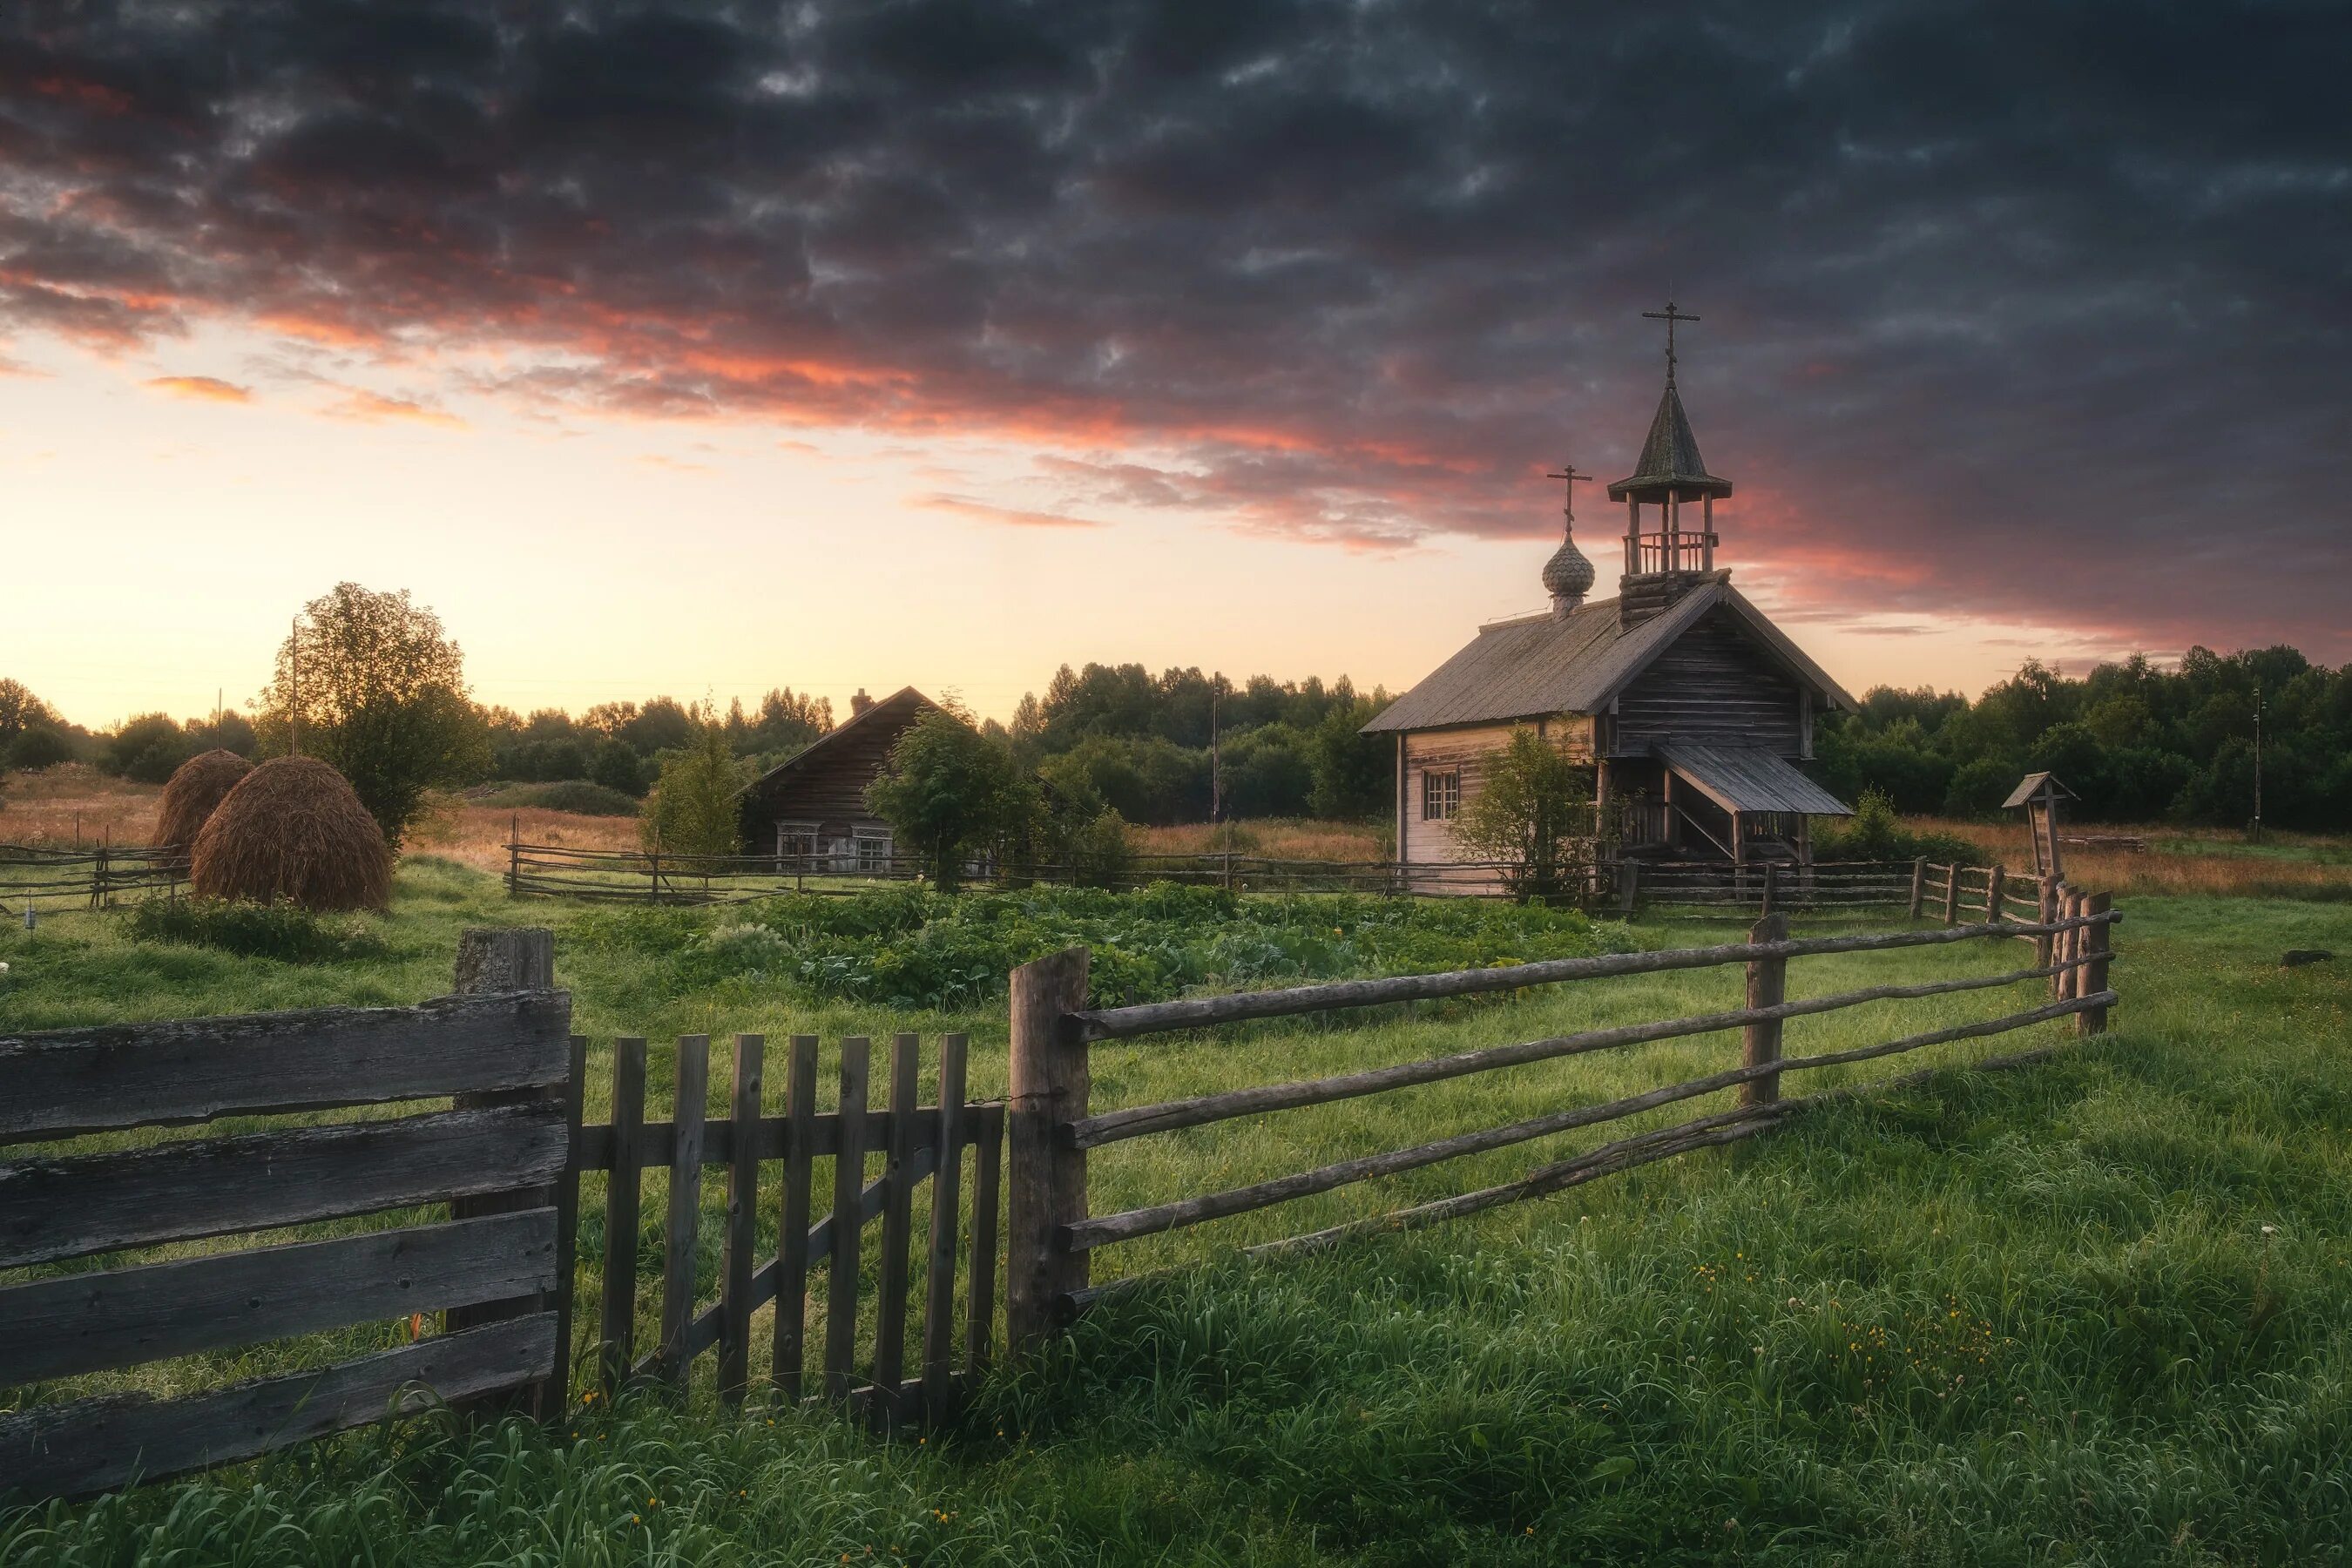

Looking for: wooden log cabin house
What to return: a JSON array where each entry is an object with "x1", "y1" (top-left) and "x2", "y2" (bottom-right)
[
  {"x1": 1363, "y1": 306, "x2": 1857, "y2": 890},
  {"x1": 737, "y1": 686, "x2": 941, "y2": 873}
]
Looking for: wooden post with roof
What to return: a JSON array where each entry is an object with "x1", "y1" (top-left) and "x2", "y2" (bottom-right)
[{"x1": 2003, "y1": 771, "x2": 2078, "y2": 882}]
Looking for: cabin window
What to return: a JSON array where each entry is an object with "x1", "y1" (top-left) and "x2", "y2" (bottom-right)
[
  {"x1": 775, "y1": 821, "x2": 817, "y2": 864},
  {"x1": 1422, "y1": 769, "x2": 1460, "y2": 821},
  {"x1": 853, "y1": 827, "x2": 893, "y2": 873}
]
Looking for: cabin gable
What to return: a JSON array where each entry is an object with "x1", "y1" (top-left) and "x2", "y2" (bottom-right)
[{"x1": 1609, "y1": 607, "x2": 1808, "y2": 759}]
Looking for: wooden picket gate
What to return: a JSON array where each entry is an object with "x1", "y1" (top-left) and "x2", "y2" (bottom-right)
[{"x1": 585, "y1": 1030, "x2": 1004, "y2": 1424}]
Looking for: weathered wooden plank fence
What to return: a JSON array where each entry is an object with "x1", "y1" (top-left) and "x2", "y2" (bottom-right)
[
  {"x1": 997, "y1": 896, "x2": 2119, "y2": 1342},
  {"x1": 0, "y1": 988, "x2": 578, "y2": 1499}
]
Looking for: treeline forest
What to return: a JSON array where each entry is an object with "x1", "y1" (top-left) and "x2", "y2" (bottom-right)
[{"x1": 3, "y1": 592, "x2": 2345, "y2": 835}]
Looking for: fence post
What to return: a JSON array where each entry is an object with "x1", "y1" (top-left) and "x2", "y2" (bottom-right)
[
  {"x1": 1986, "y1": 863, "x2": 2006, "y2": 924},
  {"x1": 1908, "y1": 856, "x2": 1926, "y2": 920},
  {"x1": 2036, "y1": 878, "x2": 2058, "y2": 983},
  {"x1": 2078, "y1": 891, "x2": 2112, "y2": 1035},
  {"x1": 1005, "y1": 947, "x2": 1091, "y2": 1353},
  {"x1": 1619, "y1": 859, "x2": 1640, "y2": 918},
  {"x1": 507, "y1": 814, "x2": 520, "y2": 897},
  {"x1": 1740, "y1": 913, "x2": 1789, "y2": 1107},
  {"x1": 446, "y1": 928, "x2": 571, "y2": 1412},
  {"x1": 1760, "y1": 862, "x2": 1777, "y2": 918}
]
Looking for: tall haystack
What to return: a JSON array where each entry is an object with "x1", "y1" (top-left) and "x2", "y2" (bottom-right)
[
  {"x1": 152, "y1": 749, "x2": 253, "y2": 863},
  {"x1": 191, "y1": 756, "x2": 393, "y2": 912}
]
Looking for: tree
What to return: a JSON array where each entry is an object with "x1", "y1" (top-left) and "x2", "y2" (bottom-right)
[
  {"x1": 105, "y1": 713, "x2": 193, "y2": 784},
  {"x1": 1450, "y1": 728, "x2": 1594, "y2": 900},
  {"x1": 256, "y1": 583, "x2": 491, "y2": 848},
  {"x1": 864, "y1": 706, "x2": 1033, "y2": 891},
  {"x1": 0, "y1": 679, "x2": 55, "y2": 748},
  {"x1": 640, "y1": 713, "x2": 746, "y2": 863}
]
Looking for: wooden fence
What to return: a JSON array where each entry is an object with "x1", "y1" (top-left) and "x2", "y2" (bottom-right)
[
  {"x1": 0, "y1": 842, "x2": 183, "y2": 914},
  {"x1": 582, "y1": 1029, "x2": 1004, "y2": 1426},
  {"x1": 998, "y1": 894, "x2": 2119, "y2": 1343},
  {"x1": 0, "y1": 990, "x2": 578, "y2": 1499},
  {"x1": 0, "y1": 936, "x2": 1007, "y2": 1502},
  {"x1": 6, "y1": 891, "x2": 2119, "y2": 1498}
]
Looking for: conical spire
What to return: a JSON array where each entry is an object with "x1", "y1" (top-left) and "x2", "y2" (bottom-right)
[{"x1": 1606, "y1": 382, "x2": 1732, "y2": 502}]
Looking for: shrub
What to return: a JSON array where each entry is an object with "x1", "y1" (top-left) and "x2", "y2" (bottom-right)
[
  {"x1": 1061, "y1": 807, "x2": 1136, "y2": 889},
  {"x1": 641, "y1": 716, "x2": 745, "y2": 861},
  {"x1": 1814, "y1": 787, "x2": 1979, "y2": 865},
  {"x1": 128, "y1": 896, "x2": 389, "y2": 962},
  {"x1": 478, "y1": 780, "x2": 641, "y2": 816}
]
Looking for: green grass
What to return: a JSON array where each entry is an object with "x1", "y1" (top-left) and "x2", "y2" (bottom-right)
[{"x1": 3, "y1": 869, "x2": 2349, "y2": 1564}]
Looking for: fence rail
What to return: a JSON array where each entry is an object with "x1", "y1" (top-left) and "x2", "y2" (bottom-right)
[
  {"x1": 1002, "y1": 889, "x2": 2119, "y2": 1342},
  {"x1": 1, "y1": 842, "x2": 182, "y2": 912}
]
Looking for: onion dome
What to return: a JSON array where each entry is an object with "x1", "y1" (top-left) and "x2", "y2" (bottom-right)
[{"x1": 1542, "y1": 528, "x2": 1595, "y2": 615}]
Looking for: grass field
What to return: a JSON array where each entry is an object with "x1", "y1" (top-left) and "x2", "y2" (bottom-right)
[{"x1": 3, "y1": 846, "x2": 2349, "y2": 1561}]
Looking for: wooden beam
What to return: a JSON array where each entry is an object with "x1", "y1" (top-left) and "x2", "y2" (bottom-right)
[
  {"x1": 0, "y1": 1315, "x2": 554, "y2": 1502},
  {"x1": 1, "y1": 992, "x2": 572, "y2": 1146},
  {"x1": 0, "y1": 1105, "x2": 565, "y2": 1271},
  {"x1": 1070, "y1": 911, "x2": 2120, "y2": 1041},
  {"x1": 0, "y1": 1210, "x2": 555, "y2": 1389}
]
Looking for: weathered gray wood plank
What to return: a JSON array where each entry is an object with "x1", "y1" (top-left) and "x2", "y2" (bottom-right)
[
  {"x1": 868, "y1": 1033, "x2": 921, "y2": 1422},
  {"x1": 572, "y1": 1108, "x2": 959, "y2": 1170},
  {"x1": 772, "y1": 1036, "x2": 818, "y2": 1401},
  {"x1": 598, "y1": 1037, "x2": 646, "y2": 1397},
  {"x1": 0, "y1": 992, "x2": 572, "y2": 1145},
  {"x1": 0, "y1": 1105, "x2": 566, "y2": 1269},
  {"x1": 0, "y1": 1315, "x2": 555, "y2": 1502},
  {"x1": 658, "y1": 1036, "x2": 709, "y2": 1390},
  {"x1": 718, "y1": 1034, "x2": 763, "y2": 1407},
  {"x1": 921, "y1": 1033, "x2": 968, "y2": 1416},
  {"x1": 826, "y1": 1039, "x2": 870, "y2": 1400},
  {"x1": 0, "y1": 1211, "x2": 556, "y2": 1388}
]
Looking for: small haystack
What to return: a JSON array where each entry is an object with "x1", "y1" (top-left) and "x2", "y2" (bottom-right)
[
  {"x1": 191, "y1": 756, "x2": 392, "y2": 911},
  {"x1": 152, "y1": 749, "x2": 253, "y2": 863}
]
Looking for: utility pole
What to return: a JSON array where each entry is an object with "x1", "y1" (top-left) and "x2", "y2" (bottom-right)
[
  {"x1": 1209, "y1": 672, "x2": 1223, "y2": 824},
  {"x1": 2252, "y1": 686, "x2": 2263, "y2": 840},
  {"x1": 288, "y1": 618, "x2": 302, "y2": 757}
]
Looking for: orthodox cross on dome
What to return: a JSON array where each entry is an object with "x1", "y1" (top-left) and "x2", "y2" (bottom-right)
[
  {"x1": 1544, "y1": 460, "x2": 1592, "y2": 522},
  {"x1": 1539, "y1": 459, "x2": 1596, "y2": 617},
  {"x1": 1642, "y1": 301, "x2": 1700, "y2": 386}
]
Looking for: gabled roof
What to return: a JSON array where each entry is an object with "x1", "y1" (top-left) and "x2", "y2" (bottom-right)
[
  {"x1": 1361, "y1": 577, "x2": 1855, "y2": 734},
  {"x1": 2001, "y1": 771, "x2": 2078, "y2": 809},
  {"x1": 1606, "y1": 382, "x2": 1732, "y2": 502},
  {"x1": 739, "y1": 686, "x2": 940, "y2": 797},
  {"x1": 1659, "y1": 742, "x2": 1853, "y2": 816}
]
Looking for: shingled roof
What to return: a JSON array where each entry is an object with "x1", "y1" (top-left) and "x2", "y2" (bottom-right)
[
  {"x1": 1360, "y1": 577, "x2": 1855, "y2": 733},
  {"x1": 1606, "y1": 382, "x2": 1733, "y2": 503}
]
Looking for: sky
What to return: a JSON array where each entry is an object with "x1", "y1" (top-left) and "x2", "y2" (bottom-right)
[{"x1": 3, "y1": 0, "x2": 2347, "y2": 732}]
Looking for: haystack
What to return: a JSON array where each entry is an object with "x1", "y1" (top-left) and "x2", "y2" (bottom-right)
[
  {"x1": 152, "y1": 749, "x2": 253, "y2": 863},
  {"x1": 191, "y1": 757, "x2": 392, "y2": 912}
]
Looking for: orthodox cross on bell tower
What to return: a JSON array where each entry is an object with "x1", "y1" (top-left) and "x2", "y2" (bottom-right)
[
  {"x1": 1538, "y1": 460, "x2": 1596, "y2": 618},
  {"x1": 1642, "y1": 301, "x2": 1700, "y2": 387}
]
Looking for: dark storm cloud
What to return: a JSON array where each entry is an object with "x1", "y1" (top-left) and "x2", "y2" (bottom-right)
[{"x1": 3, "y1": 0, "x2": 2348, "y2": 656}]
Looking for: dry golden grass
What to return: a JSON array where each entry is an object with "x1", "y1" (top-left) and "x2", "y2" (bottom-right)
[
  {"x1": 0, "y1": 764, "x2": 160, "y2": 846},
  {"x1": 1133, "y1": 816, "x2": 1389, "y2": 862},
  {"x1": 405, "y1": 792, "x2": 639, "y2": 872},
  {"x1": 1913, "y1": 816, "x2": 2351, "y2": 901}
]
